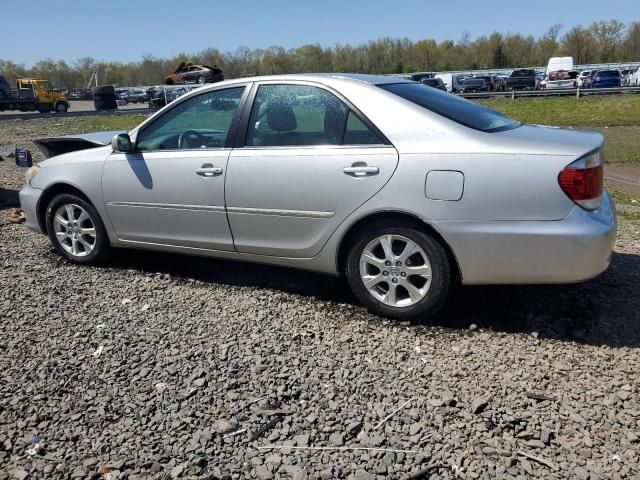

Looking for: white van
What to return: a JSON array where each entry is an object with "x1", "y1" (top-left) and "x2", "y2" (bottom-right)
[
  {"x1": 546, "y1": 57, "x2": 574, "y2": 74},
  {"x1": 541, "y1": 57, "x2": 576, "y2": 89},
  {"x1": 435, "y1": 73, "x2": 464, "y2": 93}
]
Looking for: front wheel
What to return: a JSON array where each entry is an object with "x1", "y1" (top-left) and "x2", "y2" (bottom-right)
[
  {"x1": 197, "y1": 75, "x2": 206, "y2": 84},
  {"x1": 346, "y1": 222, "x2": 452, "y2": 320},
  {"x1": 45, "y1": 193, "x2": 111, "y2": 264},
  {"x1": 55, "y1": 102, "x2": 68, "y2": 113}
]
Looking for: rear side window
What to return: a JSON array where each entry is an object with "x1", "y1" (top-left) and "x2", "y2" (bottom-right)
[
  {"x1": 344, "y1": 111, "x2": 382, "y2": 145},
  {"x1": 379, "y1": 82, "x2": 520, "y2": 133},
  {"x1": 246, "y1": 84, "x2": 383, "y2": 147}
]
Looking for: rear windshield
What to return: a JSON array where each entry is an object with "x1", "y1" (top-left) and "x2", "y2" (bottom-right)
[
  {"x1": 379, "y1": 82, "x2": 521, "y2": 133},
  {"x1": 599, "y1": 70, "x2": 620, "y2": 77}
]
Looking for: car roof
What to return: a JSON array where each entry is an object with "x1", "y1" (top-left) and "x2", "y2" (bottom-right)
[{"x1": 208, "y1": 73, "x2": 412, "y2": 87}]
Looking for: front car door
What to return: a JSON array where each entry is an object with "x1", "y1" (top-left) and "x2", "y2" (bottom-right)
[
  {"x1": 225, "y1": 82, "x2": 399, "y2": 257},
  {"x1": 102, "y1": 85, "x2": 248, "y2": 251}
]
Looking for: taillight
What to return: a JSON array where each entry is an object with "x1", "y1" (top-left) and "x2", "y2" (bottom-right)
[{"x1": 558, "y1": 150, "x2": 603, "y2": 210}]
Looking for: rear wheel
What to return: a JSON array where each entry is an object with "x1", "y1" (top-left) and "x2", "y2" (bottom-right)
[
  {"x1": 45, "y1": 193, "x2": 111, "y2": 264},
  {"x1": 55, "y1": 102, "x2": 67, "y2": 113},
  {"x1": 197, "y1": 75, "x2": 206, "y2": 84},
  {"x1": 346, "y1": 221, "x2": 452, "y2": 319}
]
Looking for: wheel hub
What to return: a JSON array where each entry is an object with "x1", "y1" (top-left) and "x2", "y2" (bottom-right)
[
  {"x1": 52, "y1": 203, "x2": 97, "y2": 257},
  {"x1": 359, "y1": 234, "x2": 433, "y2": 308}
]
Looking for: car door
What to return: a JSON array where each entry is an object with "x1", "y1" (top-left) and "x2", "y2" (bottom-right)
[
  {"x1": 225, "y1": 82, "x2": 399, "y2": 258},
  {"x1": 102, "y1": 85, "x2": 248, "y2": 251}
]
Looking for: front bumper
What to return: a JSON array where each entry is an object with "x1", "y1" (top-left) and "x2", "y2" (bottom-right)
[
  {"x1": 436, "y1": 191, "x2": 617, "y2": 285},
  {"x1": 19, "y1": 183, "x2": 44, "y2": 234}
]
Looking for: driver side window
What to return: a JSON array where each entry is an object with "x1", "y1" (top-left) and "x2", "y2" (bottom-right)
[{"x1": 136, "y1": 86, "x2": 245, "y2": 152}]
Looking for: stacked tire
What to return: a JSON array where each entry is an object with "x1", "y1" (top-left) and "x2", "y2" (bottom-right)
[{"x1": 92, "y1": 85, "x2": 117, "y2": 111}]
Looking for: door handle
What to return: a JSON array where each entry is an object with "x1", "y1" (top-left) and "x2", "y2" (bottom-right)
[
  {"x1": 195, "y1": 165, "x2": 223, "y2": 177},
  {"x1": 343, "y1": 165, "x2": 379, "y2": 177}
]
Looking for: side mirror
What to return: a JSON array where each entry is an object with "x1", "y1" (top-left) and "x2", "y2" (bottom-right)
[{"x1": 112, "y1": 133, "x2": 132, "y2": 153}]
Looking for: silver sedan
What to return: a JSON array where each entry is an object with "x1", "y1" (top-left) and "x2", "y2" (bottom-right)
[{"x1": 20, "y1": 74, "x2": 616, "y2": 319}]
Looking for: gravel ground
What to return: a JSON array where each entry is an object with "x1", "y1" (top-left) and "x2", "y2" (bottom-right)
[{"x1": 1, "y1": 120, "x2": 639, "y2": 479}]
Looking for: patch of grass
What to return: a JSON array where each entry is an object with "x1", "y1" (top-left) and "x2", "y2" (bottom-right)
[
  {"x1": 601, "y1": 127, "x2": 640, "y2": 165},
  {"x1": 610, "y1": 190, "x2": 639, "y2": 205},
  {"x1": 617, "y1": 209, "x2": 640, "y2": 221},
  {"x1": 64, "y1": 114, "x2": 149, "y2": 133},
  {"x1": 477, "y1": 95, "x2": 640, "y2": 128}
]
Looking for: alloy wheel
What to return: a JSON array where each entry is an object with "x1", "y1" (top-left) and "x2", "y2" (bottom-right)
[
  {"x1": 359, "y1": 234, "x2": 432, "y2": 307},
  {"x1": 52, "y1": 204, "x2": 97, "y2": 257}
]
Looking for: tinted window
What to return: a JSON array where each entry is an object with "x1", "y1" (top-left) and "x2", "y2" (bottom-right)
[
  {"x1": 379, "y1": 82, "x2": 520, "y2": 133},
  {"x1": 343, "y1": 111, "x2": 383, "y2": 145},
  {"x1": 599, "y1": 70, "x2": 620, "y2": 77},
  {"x1": 246, "y1": 84, "x2": 383, "y2": 147},
  {"x1": 137, "y1": 87, "x2": 245, "y2": 151}
]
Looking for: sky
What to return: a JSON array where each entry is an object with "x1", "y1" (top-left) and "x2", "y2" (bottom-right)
[{"x1": 1, "y1": 0, "x2": 638, "y2": 66}]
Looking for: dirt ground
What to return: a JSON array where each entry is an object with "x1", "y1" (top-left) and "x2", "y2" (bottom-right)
[{"x1": 604, "y1": 164, "x2": 640, "y2": 196}]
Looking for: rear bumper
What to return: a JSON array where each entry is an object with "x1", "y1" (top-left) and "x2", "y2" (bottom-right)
[
  {"x1": 435, "y1": 191, "x2": 617, "y2": 285},
  {"x1": 19, "y1": 183, "x2": 44, "y2": 234}
]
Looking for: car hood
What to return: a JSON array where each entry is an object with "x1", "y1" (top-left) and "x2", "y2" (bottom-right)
[
  {"x1": 492, "y1": 124, "x2": 603, "y2": 157},
  {"x1": 33, "y1": 130, "x2": 124, "y2": 158}
]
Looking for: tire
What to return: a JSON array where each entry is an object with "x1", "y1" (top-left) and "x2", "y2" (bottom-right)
[
  {"x1": 345, "y1": 221, "x2": 452, "y2": 320},
  {"x1": 197, "y1": 75, "x2": 206, "y2": 84},
  {"x1": 55, "y1": 102, "x2": 68, "y2": 113},
  {"x1": 45, "y1": 193, "x2": 111, "y2": 265},
  {"x1": 165, "y1": 79, "x2": 174, "y2": 85},
  {"x1": 92, "y1": 85, "x2": 115, "y2": 95},
  {"x1": 94, "y1": 93, "x2": 117, "y2": 110}
]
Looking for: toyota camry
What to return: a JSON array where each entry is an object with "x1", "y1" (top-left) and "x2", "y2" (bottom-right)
[{"x1": 20, "y1": 74, "x2": 616, "y2": 319}]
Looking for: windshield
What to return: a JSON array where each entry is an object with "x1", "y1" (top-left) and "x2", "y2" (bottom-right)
[{"x1": 379, "y1": 82, "x2": 521, "y2": 133}]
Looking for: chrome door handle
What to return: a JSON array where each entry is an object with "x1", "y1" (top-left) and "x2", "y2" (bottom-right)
[
  {"x1": 343, "y1": 165, "x2": 379, "y2": 176},
  {"x1": 195, "y1": 166, "x2": 223, "y2": 177}
]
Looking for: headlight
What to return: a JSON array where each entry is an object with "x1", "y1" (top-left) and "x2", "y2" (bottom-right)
[{"x1": 25, "y1": 165, "x2": 41, "y2": 185}]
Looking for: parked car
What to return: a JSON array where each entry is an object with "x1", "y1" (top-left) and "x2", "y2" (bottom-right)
[
  {"x1": 591, "y1": 70, "x2": 621, "y2": 88},
  {"x1": 126, "y1": 89, "x2": 149, "y2": 103},
  {"x1": 505, "y1": 69, "x2": 537, "y2": 90},
  {"x1": 20, "y1": 74, "x2": 615, "y2": 320},
  {"x1": 473, "y1": 76, "x2": 495, "y2": 91},
  {"x1": 434, "y1": 73, "x2": 465, "y2": 93},
  {"x1": 165, "y1": 63, "x2": 225, "y2": 85},
  {"x1": 461, "y1": 78, "x2": 488, "y2": 92},
  {"x1": 577, "y1": 71, "x2": 591, "y2": 88},
  {"x1": 410, "y1": 72, "x2": 435, "y2": 82},
  {"x1": 421, "y1": 78, "x2": 446, "y2": 91},
  {"x1": 540, "y1": 70, "x2": 578, "y2": 89},
  {"x1": 148, "y1": 86, "x2": 193, "y2": 109},
  {"x1": 620, "y1": 69, "x2": 632, "y2": 86},
  {"x1": 66, "y1": 88, "x2": 93, "y2": 100},
  {"x1": 115, "y1": 89, "x2": 129, "y2": 102},
  {"x1": 632, "y1": 66, "x2": 640, "y2": 86},
  {"x1": 493, "y1": 76, "x2": 506, "y2": 91}
]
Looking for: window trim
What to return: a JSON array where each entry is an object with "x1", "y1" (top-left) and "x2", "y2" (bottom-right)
[
  {"x1": 133, "y1": 84, "x2": 251, "y2": 153},
  {"x1": 233, "y1": 80, "x2": 391, "y2": 149}
]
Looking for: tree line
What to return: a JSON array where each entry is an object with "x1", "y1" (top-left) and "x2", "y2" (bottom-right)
[{"x1": 1, "y1": 19, "x2": 638, "y2": 89}]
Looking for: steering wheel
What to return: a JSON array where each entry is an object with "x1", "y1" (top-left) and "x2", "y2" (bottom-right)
[{"x1": 178, "y1": 130, "x2": 205, "y2": 149}]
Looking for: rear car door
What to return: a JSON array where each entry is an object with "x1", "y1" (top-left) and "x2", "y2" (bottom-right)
[
  {"x1": 225, "y1": 82, "x2": 399, "y2": 257},
  {"x1": 102, "y1": 85, "x2": 248, "y2": 250}
]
